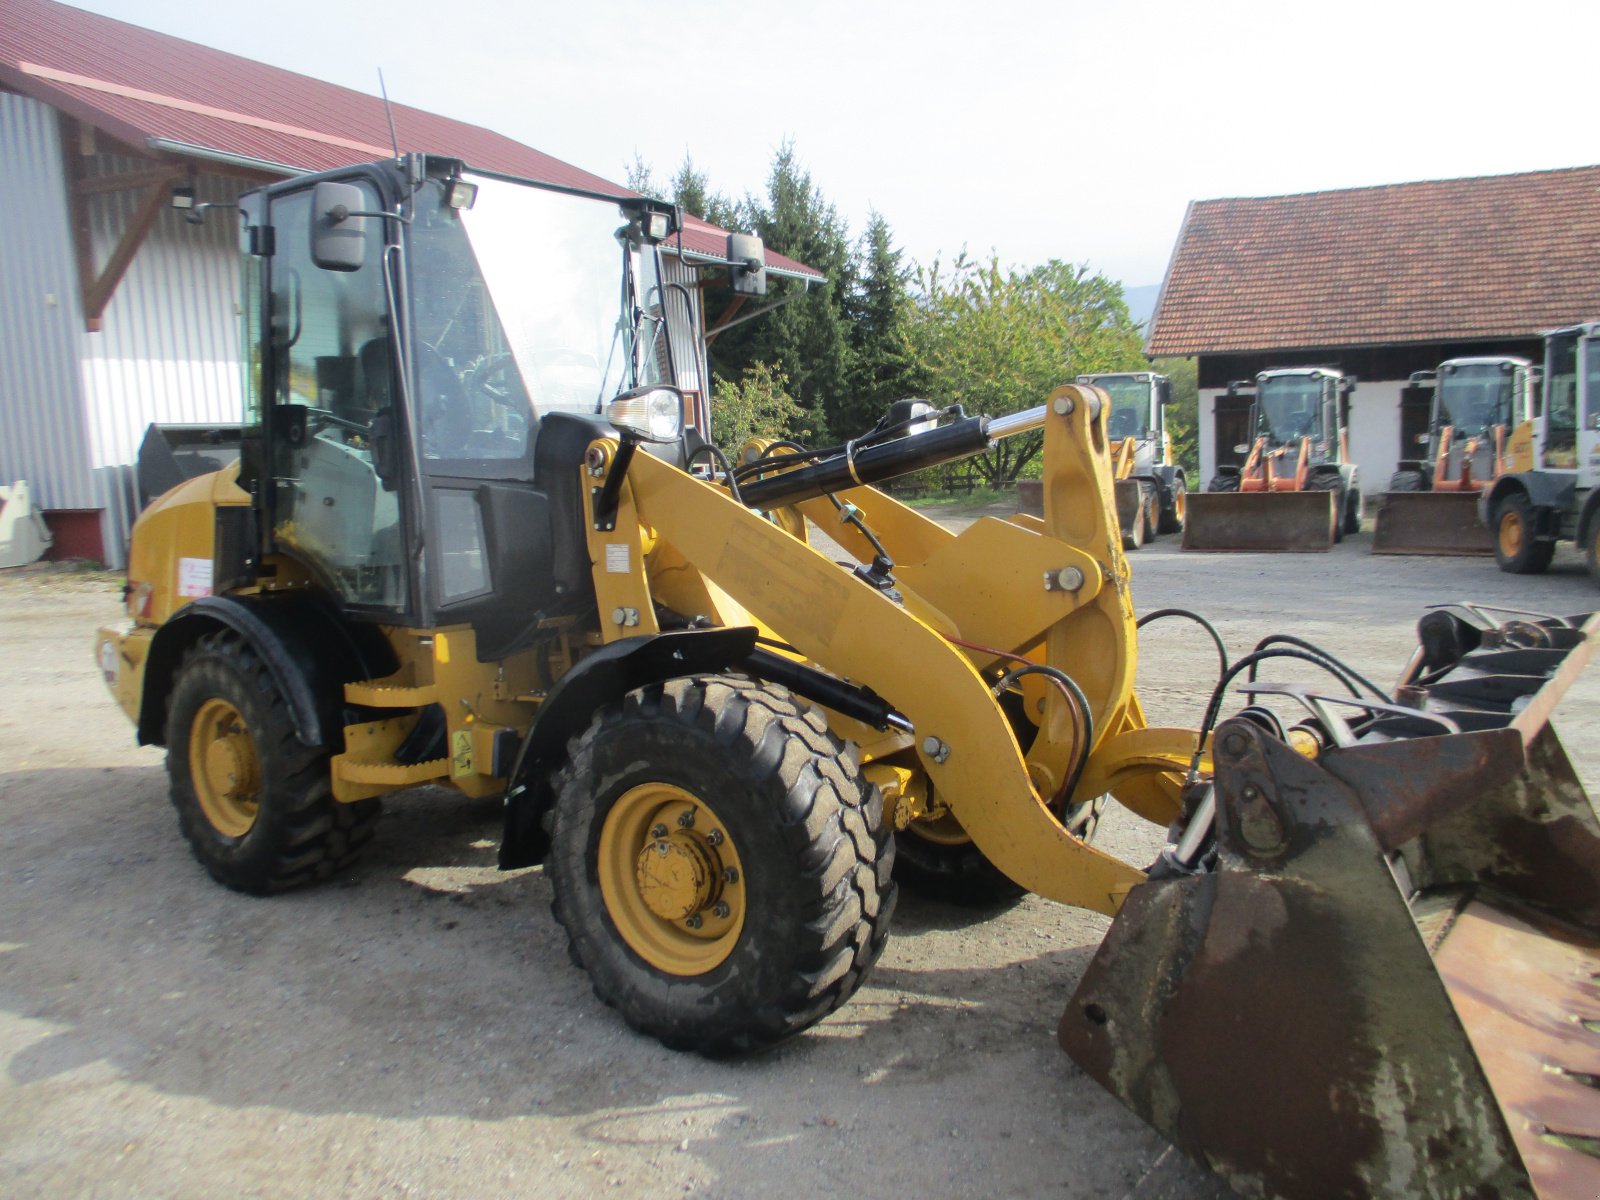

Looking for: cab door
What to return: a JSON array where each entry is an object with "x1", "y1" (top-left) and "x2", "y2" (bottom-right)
[{"x1": 259, "y1": 177, "x2": 409, "y2": 613}]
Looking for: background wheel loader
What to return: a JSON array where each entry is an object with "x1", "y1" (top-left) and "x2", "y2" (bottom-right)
[
  {"x1": 1372, "y1": 355, "x2": 1536, "y2": 555},
  {"x1": 1184, "y1": 366, "x2": 1362, "y2": 552},
  {"x1": 95, "y1": 154, "x2": 1600, "y2": 1199},
  {"x1": 1477, "y1": 322, "x2": 1600, "y2": 588},
  {"x1": 1075, "y1": 371, "x2": 1186, "y2": 550}
]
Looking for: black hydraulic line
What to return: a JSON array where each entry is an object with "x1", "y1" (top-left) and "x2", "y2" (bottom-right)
[
  {"x1": 1183, "y1": 647, "x2": 1385, "y2": 783},
  {"x1": 993, "y1": 663, "x2": 1095, "y2": 811},
  {"x1": 738, "y1": 416, "x2": 992, "y2": 510},
  {"x1": 685, "y1": 442, "x2": 744, "y2": 506},
  {"x1": 1245, "y1": 634, "x2": 1390, "y2": 702},
  {"x1": 1135, "y1": 608, "x2": 1231, "y2": 681},
  {"x1": 592, "y1": 438, "x2": 637, "y2": 531},
  {"x1": 743, "y1": 647, "x2": 912, "y2": 733}
]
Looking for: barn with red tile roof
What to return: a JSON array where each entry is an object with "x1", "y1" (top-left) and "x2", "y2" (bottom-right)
[
  {"x1": 1148, "y1": 168, "x2": 1600, "y2": 490},
  {"x1": 0, "y1": 0, "x2": 817, "y2": 564}
]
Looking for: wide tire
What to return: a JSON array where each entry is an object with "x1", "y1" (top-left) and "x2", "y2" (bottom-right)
[
  {"x1": 1388, "y1": 470, "x2": 1424, "y2": 492},
  {"x1": 1344, "y1": 483, "x2": 1364, "y2": 535},
  {"x1": 1306, "y1": 473, "x2": 1344, "y2": 543},
  {"x1": 893, "y1": 815, "x2": 1025, "y2": 908},
  {"x1": 1493, "y1": 491, "x2": 1555, "y2": 574},
  {"x1": 1157, "y1": 475, "x2": 1187, "y2": 534},
  {"x1": 165, "y1": 631, "x2": 379, "y2": 894},
  {"x1": 1206, "y1": 473, "x2": 1240, "y2": 493},
  {"x1": 547, "y1": 675, "x2": 895, "y2": 1056}
]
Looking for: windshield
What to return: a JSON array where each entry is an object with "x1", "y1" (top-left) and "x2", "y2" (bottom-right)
[
  {"x1": 1257, "y1": 376, "x2": 1322, "y2": 443},
  {"x1": 1088, "y1": 376, "x2": 1152, "y2": 439},
  {"x1": 405, "y1": 173, "x2": 669, "y2": 461},
  {"x1": 1436, "y1": 363, "x2": 1513, "y2": 435}
]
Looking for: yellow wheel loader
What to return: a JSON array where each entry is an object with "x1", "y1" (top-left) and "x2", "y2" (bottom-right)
[
  {"x1": 1478, "y1": 323, "x2": 1600, "y2": 588},
  {"x1": 96, "y1": 156, "x2": 1600, "y2": 1198},
  {"x1": 1372, "y1": 356, "x2": 1536, "y2": 555},
  {"x1": 1184, "y1": 367, "x2": 1362, "y2": 552},
  {"x1": 1076, "y1": 372, "x2": 1186, "y2": 550}
]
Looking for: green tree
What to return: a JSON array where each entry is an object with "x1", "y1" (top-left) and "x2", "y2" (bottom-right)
[
  {"x1": 910, "y1": 256, "x2": 1147, "y2": 486},
  {"x1": 1152, "y1": 356, "x2": 1199, "y2": 476},
  {"x1": 708, "y1": 361, "x2": 806, "y2": 455},
  {"x1": 625, "y1": 152, "x2": 662, "y2": 200},
  {"x1": 839, "y1": 211, "x2": 927, "y2": 437},
  {"x1": 709, "y1": 142, "x2": 856, "y2": 443}
]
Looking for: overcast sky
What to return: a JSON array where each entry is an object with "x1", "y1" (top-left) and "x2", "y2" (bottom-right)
[{"x1": 69, "y1": 0, "x2": 1600, "y2": 287}]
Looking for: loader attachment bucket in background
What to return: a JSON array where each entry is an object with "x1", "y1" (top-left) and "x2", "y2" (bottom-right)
[
  {"x1": 1180, "y1": 490, "x2": 1335, "y2": 552},
  {"x1": 1114, "y1": 478, "x2": 1144, "y2": 546},
  {"x1": 1372, "y1": 490, "x2": 1494, "y2": 555},
  {"x1": 1061, "y1": 608, "x2": 1600, "y2": 1200}
]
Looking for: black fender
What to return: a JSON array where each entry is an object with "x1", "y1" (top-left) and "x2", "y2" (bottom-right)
[
  {"x1": 499, "y1": 626, "x2": 759, "y2": 869},
  {"x1": 137, "y1": 594, "x2": 396, "y2": 748},
  {"x1": 1479, "y1": 473, "x2": 1576, "y2": 536}
]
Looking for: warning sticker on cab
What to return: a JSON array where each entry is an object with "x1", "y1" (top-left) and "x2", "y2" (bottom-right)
[
  {"x1": 605, "y1": 543, "x2": 630, "y2": 574},
  {"x1": 178, "y1": 556, "x2": 213, "y2": 598}
]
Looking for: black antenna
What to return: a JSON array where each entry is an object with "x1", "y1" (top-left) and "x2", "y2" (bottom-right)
[{"x1": 377, "y1": 68, "x2": 401, "y2": 160}]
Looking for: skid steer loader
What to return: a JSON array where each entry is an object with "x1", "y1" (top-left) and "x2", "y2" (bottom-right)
[
  {"x1": 1372, "y1": 356, "x2": 1536, "y2": 555},
  {"x1": 96, "y1": 155, "x2": 1600, "y2": 1199},
  {"x1": 1076, "y1": 371, "x2": 1186, "y2": 549},
  {"x1": 1185, "y1": 367, "x2": 1361, "y2": 552}
]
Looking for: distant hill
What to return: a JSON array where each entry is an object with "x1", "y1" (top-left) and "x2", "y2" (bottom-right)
[{"x1": 1121, "y1": 284, "x2": 1160, "y2": 330}]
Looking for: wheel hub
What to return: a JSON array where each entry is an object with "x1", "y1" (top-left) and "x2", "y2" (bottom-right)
[{"x1": 635, "y1": 832, "x2": 719, "y2": 921}]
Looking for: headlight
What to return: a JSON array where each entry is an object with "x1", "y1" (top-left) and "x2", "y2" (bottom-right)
[{"x1": 606, "y1": 386, "x2": 684, "y2": 443}]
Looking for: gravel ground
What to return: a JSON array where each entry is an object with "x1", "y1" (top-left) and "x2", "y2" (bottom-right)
[{"x1": 2, "y1": 517, "x2": 1596, "y2": 1200}]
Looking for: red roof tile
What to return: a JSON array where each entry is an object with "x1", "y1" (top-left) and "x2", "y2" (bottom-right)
[
  {"x1": 1147, "y1": 166, "x2": 1600, "y2": 356},
  {"x1": 0, "y1": 0, "x2": 822, "y2": 280}
]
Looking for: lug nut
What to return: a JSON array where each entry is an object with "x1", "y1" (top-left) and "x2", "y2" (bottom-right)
[
  {"x1": 723, "y1": 867, "x2": 739, "y2": 884},
  {"x1": 706, "y1": 829, "x2": 724, "y2": 846},
  {"x1": 684, "y1": 914, "x2": 703, "y2": 929},
  {"x1": 651, "y1": 824, "x2": 669, "y2": 839},
  {"x1": 712, "y1": 902, "x2": 730, "y2": 919},
  {"x1": 677, "y1": 810, "x2": 696, "y2": 828}
]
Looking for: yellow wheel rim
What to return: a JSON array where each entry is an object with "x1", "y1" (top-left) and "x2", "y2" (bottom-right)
[
  {"x1": 1499, "y1": 510, "x2": 1525, "y2": 558},
  {"x1": 188, "y1": 698, "x2": 260, "y2": 838},
  {"x1": 597, "y1": 783, "x2": 746, "y2": 976},
  {"x1": 1174, "y1": 487, "x2": 1186, "y2": 525}
]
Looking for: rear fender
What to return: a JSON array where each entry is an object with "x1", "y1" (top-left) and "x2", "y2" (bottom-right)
[
  {"x1": 138, "y1": 595, "x2": 393, "y2": 748},
  {"x1": 498, "y1": 626, "x2": 758, "y2": 869}
]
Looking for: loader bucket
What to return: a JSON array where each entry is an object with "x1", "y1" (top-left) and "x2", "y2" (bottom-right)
[
  {"x1": 1181, "y1": 490, "x2": 1336, "y2": 552},
  {"x1": 1372, "y1": 490, "x2": 1494, "y2": 555},
  {"x1": 1115, "y1": 477, "x2": 1145, "y2": 547},
  {"x1": 1061, "y1": 608, "x2": 1600, "y2": 1200}
]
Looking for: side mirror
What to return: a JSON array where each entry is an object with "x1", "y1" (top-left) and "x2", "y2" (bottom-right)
[
  {"x1": 727, "y1": 232, "x2": 767, "y2": 297},
  {"x1": 311, "y1": 181, "x2": 368, "y2": 272}
]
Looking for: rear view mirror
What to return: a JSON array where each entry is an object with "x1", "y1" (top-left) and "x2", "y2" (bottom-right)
[
  {"x1": 311, "y1": 181, "x2": 368, "y2": 272},
  {"x1": 727, "y1": 232, "x2": 767, "y2": 297}
]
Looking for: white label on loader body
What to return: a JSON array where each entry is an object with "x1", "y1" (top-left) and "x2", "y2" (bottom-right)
[
  {"x1": 605, "y1": 543, "x2": 630, "y2": 574},
  {"x1": 178, "y1": 556, "x2": 213, "y2": 598}
]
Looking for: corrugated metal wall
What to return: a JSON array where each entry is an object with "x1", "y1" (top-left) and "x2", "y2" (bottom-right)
[
  {"x1": 79, "y1": 158, "x2": 246, "y2": 474},
  {"x1": 77, "y1": 156, "x2": 247, "y2": 566},
  {"x1": 0, "y1": 94, "x2": 95, "y2": 512}
]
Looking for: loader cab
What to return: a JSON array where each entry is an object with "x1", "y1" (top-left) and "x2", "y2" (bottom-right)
[
  {"x1": 1077, "y1": 372, "x2": 1168, "y2": 444},
  {"x1": 1252, "y1": 368, "x2": 1349, "y2": 457},
  {"x1": 1539, "y1": 322, "x2": 1600, "y2": 482},
  {"x1": 237, "y1": 156, "x2": 691, "y2": 653},
  {"x1": 1434, "y1": 357, "x2": 1532, "y2": 440}
]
